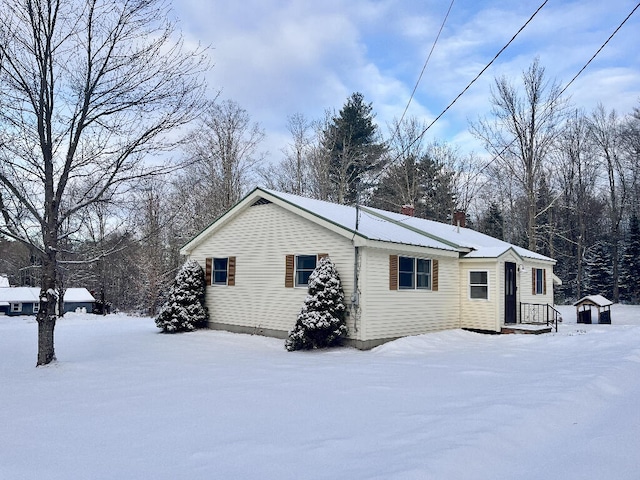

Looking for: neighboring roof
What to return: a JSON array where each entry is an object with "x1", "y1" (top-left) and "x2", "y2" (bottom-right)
[
  {"x1": 574, "y1": 295, "x2": 614, "y2": 308},
  {"x1": 0, "y1": 287, "x2": 95, "y2": 304},
  {"x1": 181, "y1": 187, "x2": 556, "y2": 263},
  {"x1": 0, "y1": 287, "x2": 40, "y2": 303},
  {"x1": 63, "y1": 288, "x2": 95, "y2": 303}
]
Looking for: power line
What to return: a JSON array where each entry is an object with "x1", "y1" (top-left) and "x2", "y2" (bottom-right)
[
  {"x1": 374, "y1": 0, "x2": 548, "y2": 184},
  {"x1": 396, "y1": 0, "x2": 455, "y2": 131},
  {"x1": 467, "y1": 1, "x2": 640, "y2": 188}
]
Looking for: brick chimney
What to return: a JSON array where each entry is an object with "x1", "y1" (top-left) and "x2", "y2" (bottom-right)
[
  {"x1": 401, "y1": 204, "x2": 415, "y2": 217},
  {"x1": 453, "y1": 210, "x2": 466, "y2": 228}
]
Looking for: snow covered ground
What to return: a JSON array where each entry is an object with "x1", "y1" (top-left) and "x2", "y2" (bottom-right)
[{"x1": 1, "y1": 305, "x2": 639, "y2": 480}]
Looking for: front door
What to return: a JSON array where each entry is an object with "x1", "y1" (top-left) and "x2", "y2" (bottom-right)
[{"x1": 504, "y1": 262, "x2": 517, "y2": 324}]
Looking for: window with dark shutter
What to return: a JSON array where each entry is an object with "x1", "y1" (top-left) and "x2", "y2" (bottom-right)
[
  {"x1": 295, "y1": 255, "x2": 317, "y2": 287},
  {"x1": 432, "y1": 259, "x2": 439, "y2": 291},
  {"x1": 389, "y1": 255, "x2": 398, "y2": 290},
  {"x1": 396, "y1": 256, "x2": 433, "y2": 290},
  {"x1": 533, "y1": 268, "x2": 545, "y2": 295},
  {"x1": 205, "y1": 258, "x2": 212, "y2": 286},
  {"x1": 228, "y1": 256, "x2": 236, "y2": 286},
  {"x1": 285, "y1": 255, "x2": 295, "y2": 288}
]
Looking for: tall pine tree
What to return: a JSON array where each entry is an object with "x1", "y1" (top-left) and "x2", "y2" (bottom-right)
[
  {"x1": 619, "y1": 213, "x2": 640, "y2": 303},
  {"x1": 480, "y1": 202, "x2": 505, "y2": 240},
  {"x1": 583, "y1": 241, "x2": 613, "y2": 299},
  {"x1": 322, "y1": 93, "x2": 386, "y2": 204}
]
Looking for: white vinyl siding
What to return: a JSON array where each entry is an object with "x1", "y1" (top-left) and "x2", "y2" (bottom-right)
[
  {"x1": 459, "y1": 260, "x2": 498, "y2": 332},
  {"x1": 521, "y1": 262, "x2": 554, "y2": 307},
  {"x1": 359, "y1": 248, "x2": 459, "y2": 341},
  {"x1": 189, "y1": 202, "x2": 356, "y2": 337}
]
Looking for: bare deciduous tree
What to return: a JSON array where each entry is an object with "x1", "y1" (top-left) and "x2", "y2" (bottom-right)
[
  {"x1": 259, "y1": 113, "x2": 313, "y2": 196},
  {"x1": 175, "y1": 99, "x2": 265, "y2": 234},
  {"x1": 0, "y1": 0, "x2": 207, "y2": 365},
  {"x1": 589, "y1": 105, "x2": 628, "y2": 302},
  {"x1": 472, "y1": 58, "x2": 567, "y2": 251}
]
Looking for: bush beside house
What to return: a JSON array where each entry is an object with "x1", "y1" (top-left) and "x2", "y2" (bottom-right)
[
  {"x1": 155, "y1": 260, "x2": 209, "y2": 333},
  {"x1": 286, "y1": 257, "x2": 348, "y2": 351}
]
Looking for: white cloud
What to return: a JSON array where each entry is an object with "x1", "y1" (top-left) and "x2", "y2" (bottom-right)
[{"x1": 170, "y1": 0, "x2": 640, "y2": 166}]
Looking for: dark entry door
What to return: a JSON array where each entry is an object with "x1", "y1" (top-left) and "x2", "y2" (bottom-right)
[{"x1": 504, "y1": 262, "x2": 517, "y2": 324}]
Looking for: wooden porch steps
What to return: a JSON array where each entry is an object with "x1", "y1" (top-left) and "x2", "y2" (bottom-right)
[{"x1": 501, "y1": 324, "x2": 552, "y2": 335}]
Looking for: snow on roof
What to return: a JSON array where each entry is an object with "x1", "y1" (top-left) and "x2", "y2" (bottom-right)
[
  {"x1": 264, "y1": 189, "x2": 459, "y2": 251},
  {"x1": 574, "y1": 295, "x2": 614, "y2": 307},
  {"x1": 0, "y1": 287, "x2": 40, "y2": 303},
  {"x1": 0, "y1": 287, "x2": 95, "y2": 304},
  {"x1": 0, "y1": 275, "x2": 9, "y2": 288},
  {"x1": 64, "y1": 288, "x2": 95, "y2": 303},
  {"x1": 264, "y1": 189, "x2": 554, "y2": 261},
  {"x1": 367, "y1": 206, "x2": 553, "y2": 262}
]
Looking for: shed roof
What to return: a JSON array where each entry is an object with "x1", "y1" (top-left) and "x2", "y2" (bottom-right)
[{"x1": 573, "y1": 295, "x2": 614, "y2": 307}]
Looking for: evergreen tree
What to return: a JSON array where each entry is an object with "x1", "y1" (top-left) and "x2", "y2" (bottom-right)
[
  {"x1": 479, "y1": 202, "x2": 504, "y2": 240},
  {"x1": 370, "y1": 151, "x2": 455, "y2": 222},
  {"x1": 155, "y1": 260, "x2": 209, "y2": 333},
  {"x1": 583, "y1": 241, "x2": 613, "y2": 299},
  {"x1": 322, "y1": 92, "x2": 386, "y2": 204},
  {"x1": 619, "y1": 214, "x2": 640, "y2": 303},
  {"x1": 286, "y1": 257, "x2": 347, "y2": 351}
]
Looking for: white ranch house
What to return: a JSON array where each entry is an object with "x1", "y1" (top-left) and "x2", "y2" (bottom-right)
[{"x1": 181, "y1": 188, "x2": 560, "y2": 349}]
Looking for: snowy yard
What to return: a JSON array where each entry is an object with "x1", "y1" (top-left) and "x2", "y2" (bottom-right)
[{"x1": 1, "y1": 306, "x2": 640, "y2": 480}]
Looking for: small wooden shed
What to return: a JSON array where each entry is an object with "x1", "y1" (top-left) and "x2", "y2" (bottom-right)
[{"x1": 574, "y1": 295, "x2": 613, "y2": 324}]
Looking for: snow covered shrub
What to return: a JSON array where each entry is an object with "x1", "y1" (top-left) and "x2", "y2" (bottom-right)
[
  {"x1": 155, "y1": 260, "x2": 209, "y2": 333},
  {"x1": 285, "y1": 256, "x2": 347, "y2": 351}
]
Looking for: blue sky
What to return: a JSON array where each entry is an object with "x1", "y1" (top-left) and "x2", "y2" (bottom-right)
[{"x1": 172, "y1": 0, "x2": 640, "y2": 159}]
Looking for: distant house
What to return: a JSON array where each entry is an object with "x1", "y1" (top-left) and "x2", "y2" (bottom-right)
[
  {"x1": 181, "y1": 188, "x2": 560, "y2": 349},
  {"x1": 0, "y1": 287, "x2": 41, "y2": 316},
  {"x1": 0, "y1": 287, "x2": 95, "y2": 316},
  {"x1": 63, "y1": 288, "x2": 96, "y2": 314}
]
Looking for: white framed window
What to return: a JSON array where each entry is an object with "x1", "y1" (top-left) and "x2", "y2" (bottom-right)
[
  {"x1": 10, "y1": 303, "x2": 22, "y2": 313},
  {"x1": 399, "y1": 256, "x2": 432, "y2": 290},
  {"x1": 33, "y1": 302, "x2": 40, "y2": 313},
  {"x1": 213, "y1": 258, "x2": 229, "y2": 285},
  {"x1": 469, "y1": 271, "x2": 489, "y2": 300},
  {"x1": 295, "y1": 255, "x2": 317, "y2": 287},
  {"x1": 534, "y1": 268, "x2": 545, "y2": 295},
  {"x1": 206, "y1": 256, "x2": 236, "y2": 287}
]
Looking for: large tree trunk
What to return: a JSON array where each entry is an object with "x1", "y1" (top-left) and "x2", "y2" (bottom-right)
[
  {"x1": 36, "y1": 204, "x2": 59, "y2": 366},
  {"x1": 36, "y1": 261, "x2": 58, "y2": 366},
  {"x1": 37, "y1": 309, "x2": 56, "y2": 366}
]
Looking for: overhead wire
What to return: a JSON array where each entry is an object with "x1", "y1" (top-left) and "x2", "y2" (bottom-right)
[
  {"x1": 465, "y1": 1, "x2": 640, "y2": 189},
  {"x1": 372, "y1": 0, "x2": 548, "y2": 185},
  {"x1": 394, "y1": 0, "x2": 455, "y2": 135}
]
